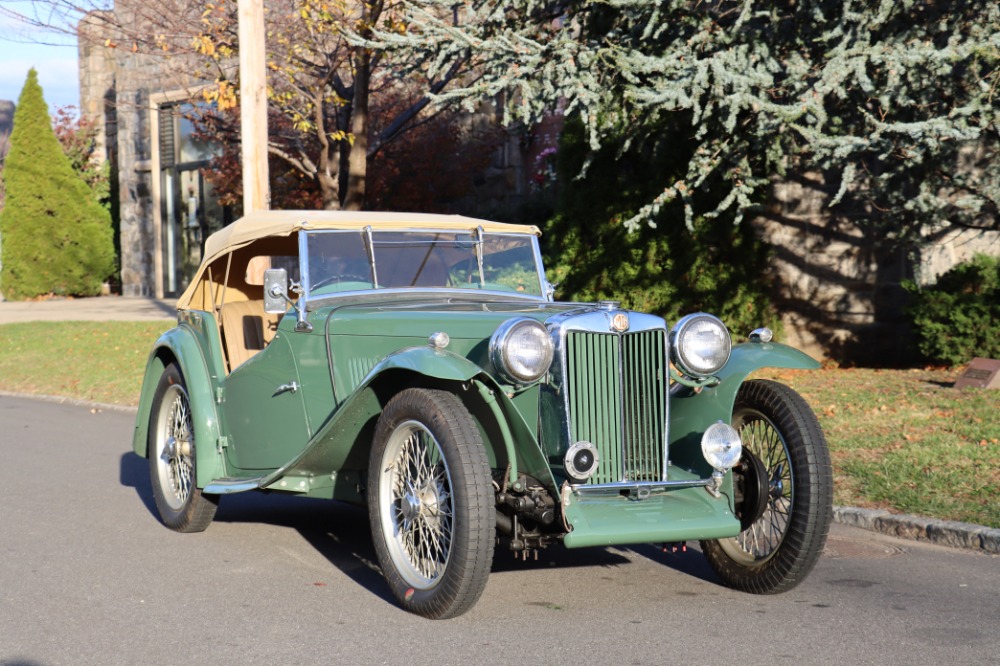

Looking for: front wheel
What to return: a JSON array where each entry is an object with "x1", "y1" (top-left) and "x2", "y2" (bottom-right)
[
  {"x1": 701, "y1": 379, "x2": 832, "y2": 594},
  {"x1": 368, "y1": 388, "x2": 495, "y2": 619},
  {"x1": 148, "y1": 363, "x2": 219, "y2": 532}
]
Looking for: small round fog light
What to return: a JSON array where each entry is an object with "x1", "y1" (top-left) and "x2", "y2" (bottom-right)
[
  {"x1": 701, "y1": 421, "x2": 743, "y2": 471},
  {"x1": 564, "y1": 441, "x2": 600, "y2": 482}
]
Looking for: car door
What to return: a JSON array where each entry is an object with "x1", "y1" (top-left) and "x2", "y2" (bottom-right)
[{"x1": 222, "y1": 330, "x2": 312, "y2": 471}]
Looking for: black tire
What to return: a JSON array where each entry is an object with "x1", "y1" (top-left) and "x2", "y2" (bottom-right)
[
  {"x1": 148, "y1": 363, "x2": 219, "y2": 532},
  {"x1": 368, "y1": 388, "x2": 495, "y2": 619},
  {"x1": 701, "y1": 379, "x2": 832, "y2": 594}
]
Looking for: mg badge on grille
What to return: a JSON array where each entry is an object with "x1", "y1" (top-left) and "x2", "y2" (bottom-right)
[{"x1": 610, "y1": 312, "x2": 629, "y2": 332}]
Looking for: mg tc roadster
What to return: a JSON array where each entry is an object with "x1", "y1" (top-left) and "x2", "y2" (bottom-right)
[{"x1": 135, "y1": 210, "x2": 833, "y2": 618}]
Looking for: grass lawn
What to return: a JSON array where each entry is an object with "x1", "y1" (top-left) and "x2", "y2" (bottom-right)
[
  {"x1": 0, "y1": 321, "x2": 172, "y2": 406},
  {"x1": 1, "y1": 321, "x2": 997, "y2": 527},
  {"x1": 752, "y1": 366, "x2": 999, "y2": 529}
]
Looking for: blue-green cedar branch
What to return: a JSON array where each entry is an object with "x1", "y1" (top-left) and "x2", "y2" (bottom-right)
[{"x1": 352, "y1": 0, "x2": 999, "y2": 234}]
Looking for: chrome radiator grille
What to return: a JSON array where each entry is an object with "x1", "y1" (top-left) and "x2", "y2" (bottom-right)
[{"x1": 564, "y1": 329, "x2": 668, "y2": 484}]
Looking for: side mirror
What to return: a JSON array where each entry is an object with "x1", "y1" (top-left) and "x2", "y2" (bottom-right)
[{"x1": 263, "y1": 268, "x2": 289, "y2": 314}]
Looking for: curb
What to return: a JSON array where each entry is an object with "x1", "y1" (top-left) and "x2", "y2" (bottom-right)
[{"x1": 834, "y1": 506, "x2": 1000, "y2": 555}]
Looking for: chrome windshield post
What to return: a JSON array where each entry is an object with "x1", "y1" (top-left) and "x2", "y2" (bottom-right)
[
  {"x1": 474, "y1": 225, "x2": 486, "y2": 285},
  {"x1": 364, "y1": 225, "x2": 379, "y2": 287}
]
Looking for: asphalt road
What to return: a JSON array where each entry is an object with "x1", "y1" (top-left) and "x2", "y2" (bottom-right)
[{"x1": 1, "y1": 396, "x2": 997, "y2": 666}]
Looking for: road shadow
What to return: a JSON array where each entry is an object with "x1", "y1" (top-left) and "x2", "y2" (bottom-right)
[
  {"x1": 213, "y1": 491, "x2": 725, "y2": 597},
  {"x1": 489, "y1": 539, "x2": 720, "y2": 586},
  {"x1": 216, "y1": 491, "x2": 395, "y2": 605},
  {"x1": 119, "y1": 457, "x2": 724, "y2": 606},
  {"x1": 119, "y1": 452, "x2": 157, "y2": 518}
]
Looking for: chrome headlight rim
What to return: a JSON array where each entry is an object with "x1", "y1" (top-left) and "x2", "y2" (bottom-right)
[
  {"x1": 670, "y1": 312, "x2": 732, "y2": 378},
  {"x1": 489, "y1": 317, "x2": 554, "y2": 385}
]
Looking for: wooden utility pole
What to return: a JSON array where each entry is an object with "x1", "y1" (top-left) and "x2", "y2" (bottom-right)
[{"x1": 238, "y1": 0, "x2": 269, "y2": 213}]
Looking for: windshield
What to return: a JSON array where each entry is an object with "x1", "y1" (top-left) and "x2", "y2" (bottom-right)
[{"x1": 303, "y1": 230, "x2": 544, "y2": 298}]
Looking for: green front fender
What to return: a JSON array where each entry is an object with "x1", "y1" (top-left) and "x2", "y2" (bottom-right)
[
  {"x1": 269, "y1": 345, "x2": 556, "y2": 495},
  {"x1": 132, "y1": 322, "x2": 228, "y2": 485},
  {"x1": 668, "y1": 342, "x2": 820, "y2": 473}
]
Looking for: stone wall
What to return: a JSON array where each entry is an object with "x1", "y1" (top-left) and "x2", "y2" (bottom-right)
[
  {"x1": 0, "y1": 100, "x2": 13, "y2": 161},
  {"x1": 756, "y1": 172, "x2": 1000, "y2": 365}
]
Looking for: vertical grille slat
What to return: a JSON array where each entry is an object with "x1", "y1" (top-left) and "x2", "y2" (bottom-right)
[{"x1": 565, "y1": 329, "x2": 667, "y2": 484}]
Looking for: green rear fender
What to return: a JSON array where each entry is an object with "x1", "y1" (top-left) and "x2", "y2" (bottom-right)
[
  {"x1": 132, "y1": 317, "x2": 228, "y2": 485},
  {"x1": 274, "y1": 346, "x2": 556, "y2": 494},
  {"x1": 668, "y1": 342, "x2": 820, "y2": 473}
]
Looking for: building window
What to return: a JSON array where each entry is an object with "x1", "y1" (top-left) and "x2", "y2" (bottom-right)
[{"x1": 158, "y1": 102, "x2": 228, "y2": 297}]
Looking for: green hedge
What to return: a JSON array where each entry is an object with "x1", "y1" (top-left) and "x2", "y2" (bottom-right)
[{"x1": 904, "y1": 254, "x2": 1000, "y2": 366}]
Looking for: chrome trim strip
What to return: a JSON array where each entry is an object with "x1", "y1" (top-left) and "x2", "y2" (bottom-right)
[
  {"x1": 571, "y1": 478, "x2": 713, "y2": 497},
  {"x1": 204, "y1": 478, "x2": 263, "y2": 494}
]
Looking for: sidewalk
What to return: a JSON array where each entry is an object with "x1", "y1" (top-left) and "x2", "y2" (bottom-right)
[{"x1": 0, "y1": 295, "x2": 177, "y2": 323}]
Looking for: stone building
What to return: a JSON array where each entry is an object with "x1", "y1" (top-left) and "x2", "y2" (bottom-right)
[
  {"x1": 79, "y1": 7, "x2": 232, "y2": 299},
  {"x1": 0, "y1": 100, "x2": 13, "y2": 166}
]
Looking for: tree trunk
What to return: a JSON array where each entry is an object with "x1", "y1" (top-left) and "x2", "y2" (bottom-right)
[
  {"x1": 343, "y1": 50, "x2": 369, "y2": 211},
  {"x1": 319, "y1": 167, "x2": 340, "y2": 210},
  {"x1": 314, "y1": 87, "x2": 341, "y2": 210}
]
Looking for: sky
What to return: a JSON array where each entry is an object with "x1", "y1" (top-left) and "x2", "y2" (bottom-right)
[{"x1": 0, "y1": 3, "x2": 82, "y2": 113}]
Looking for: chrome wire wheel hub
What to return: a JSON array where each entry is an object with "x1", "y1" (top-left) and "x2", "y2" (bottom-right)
[
  {"x1": 724, "y1": 410, "x2": 794, "y2": 564},
  {"x1": 154, "y1": 385, "x2": 195, "y2": 511},
  {"x1": 378, "y1": 420, "x2": 454, "y2": 590}
]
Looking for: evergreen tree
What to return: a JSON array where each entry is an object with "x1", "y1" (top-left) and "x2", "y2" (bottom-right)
[
  {"x1": 360, "y1": 0, "x2": 1000, "y2": 236},
  {"x1": 0, "y1": 69, "x2": 115, "y2": 300}
]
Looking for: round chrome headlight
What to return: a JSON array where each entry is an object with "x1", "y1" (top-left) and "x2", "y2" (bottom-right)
[
  {"x1": 670, "y1": 313, "x2": 732, "y2": 377},
  {"x1": 490, "y1": 318, "x2": 554, "y2": 384},
  {"x1": 701, "y1": 421, "x2": 742, "y2": 471}
]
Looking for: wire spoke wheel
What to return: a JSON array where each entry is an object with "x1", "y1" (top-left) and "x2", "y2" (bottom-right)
[
  {"x1": 148, "y1": 363, "x2": 218, "y2": 532},
  {"x1": 368, "y1": 389, "x2": 494, "y2": 619},
  {"x1": 725, "y1": 413, "x2": 794, "y2": 564},
  {"x1": 154, "y1": 384, "x2": 195, "y2": 510},
  {"x1": 381, "y1": 420, "x2": 455, "y2": 588},
  {"x1": 702, "y1": 380, "x2": 832, "y2": 594}
]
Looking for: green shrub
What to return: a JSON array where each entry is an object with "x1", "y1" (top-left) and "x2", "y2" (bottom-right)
[
  {"x1": 904, "y1": 254, "x2": 1000, "y2": 366},
  {"x1": 0, "y1": 69, "x2": 115, "y2": 300}
]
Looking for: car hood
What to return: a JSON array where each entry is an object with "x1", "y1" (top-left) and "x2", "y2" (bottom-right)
[{"x1": 314, "y1": 300, "x2": 583, "y2": 339}]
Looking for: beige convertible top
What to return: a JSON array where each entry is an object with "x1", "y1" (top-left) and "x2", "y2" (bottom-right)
[{"x1": 177, "y1": 210, "x2": 541, "y2": 310}]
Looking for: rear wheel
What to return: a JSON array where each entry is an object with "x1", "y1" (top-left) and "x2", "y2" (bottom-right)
[
  {"x1": 701, "y1": 379, "x2": 832, "y2": 593},
  {"x1": 148, "y1": 363, "x2": 218, "y2": 532},
  {"x1": 368, "y1": 388, "x2": 494, "y2": 619}
]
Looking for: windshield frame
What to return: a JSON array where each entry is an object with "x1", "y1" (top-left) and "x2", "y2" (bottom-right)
[{"x1": 298, "y1": 228, "x2": 551, "y2": 309}]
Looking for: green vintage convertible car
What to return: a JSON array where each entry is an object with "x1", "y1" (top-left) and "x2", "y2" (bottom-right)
[{"x1": 135, "y1": 210, "x2": 832, "y2": 618}]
